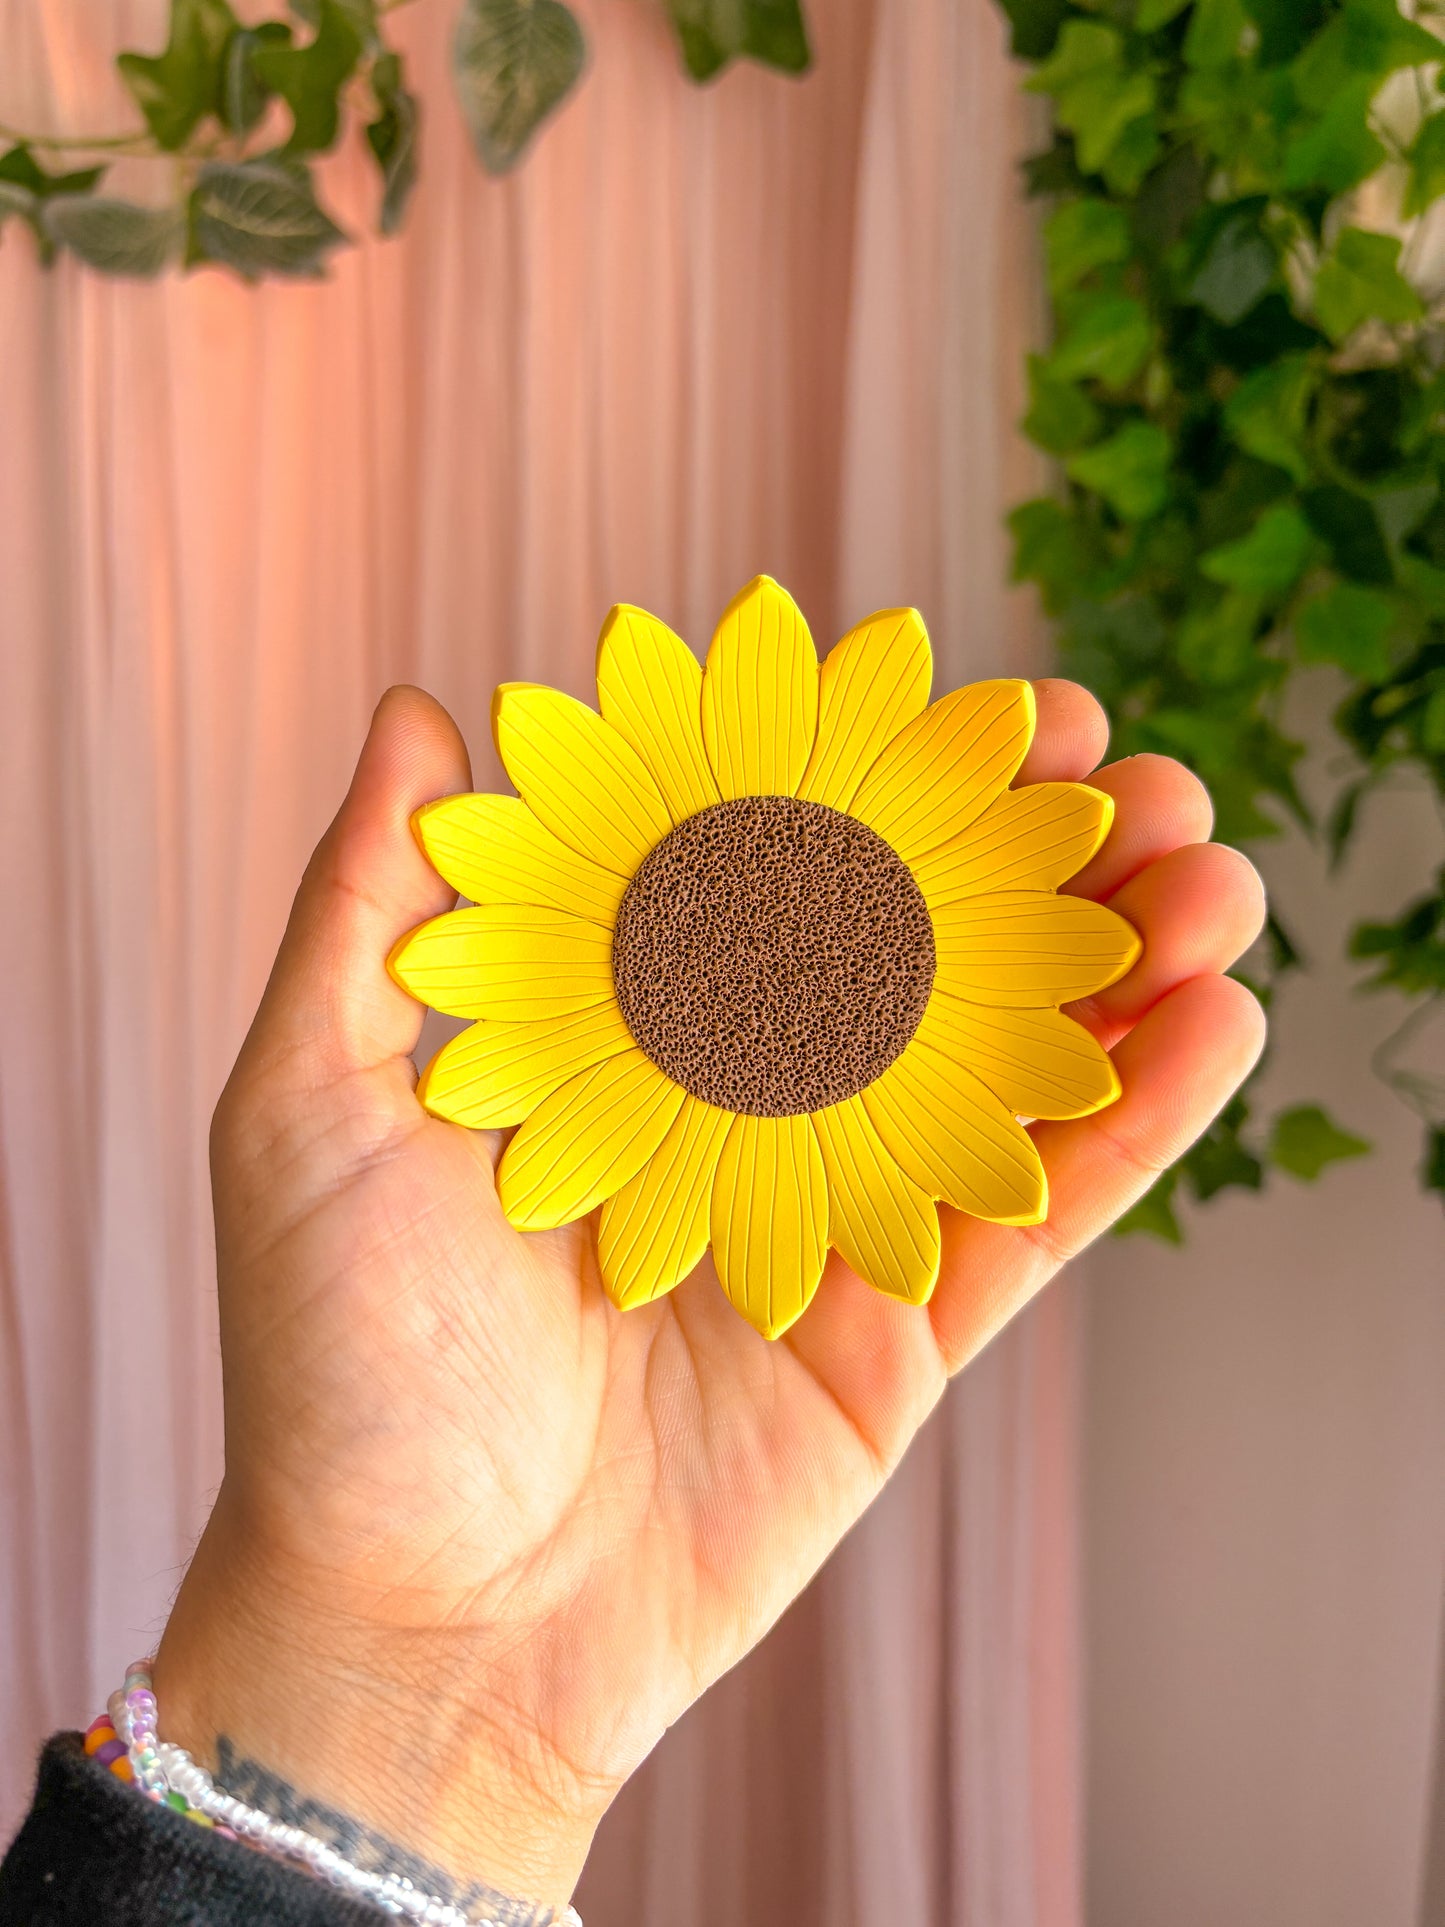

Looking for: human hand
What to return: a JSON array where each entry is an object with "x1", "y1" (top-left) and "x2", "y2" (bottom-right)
[{"x1": 155, "y1": 681, "x2": 1264, "y2": 1913}]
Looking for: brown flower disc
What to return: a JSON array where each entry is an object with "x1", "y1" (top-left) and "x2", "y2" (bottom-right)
[{"x1": 611, "y1": 796, "x2": 936, "y2": 1117}]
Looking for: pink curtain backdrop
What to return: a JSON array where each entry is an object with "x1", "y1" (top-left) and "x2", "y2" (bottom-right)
[{"x1": 0, "y1": 2, "x2": 1081, "y2": 1921}]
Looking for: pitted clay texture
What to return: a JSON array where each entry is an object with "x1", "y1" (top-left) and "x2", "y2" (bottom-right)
[{"x1": 612, "y1": 795, "x2": 935, "y2": 1116}]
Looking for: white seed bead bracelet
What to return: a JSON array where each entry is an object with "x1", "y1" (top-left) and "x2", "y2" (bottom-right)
[{"x1": 105, "y1": 1659, "x2": 582, "y2": 1927}]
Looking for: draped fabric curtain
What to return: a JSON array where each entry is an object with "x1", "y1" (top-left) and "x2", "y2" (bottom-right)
[{"x1": 0, "y1": 2, "x2": 1081, "y2": 1919}]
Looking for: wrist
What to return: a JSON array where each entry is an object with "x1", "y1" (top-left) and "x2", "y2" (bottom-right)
[{"x1": 154, "y1": 1493, "x2": 605, "y2": 1916}]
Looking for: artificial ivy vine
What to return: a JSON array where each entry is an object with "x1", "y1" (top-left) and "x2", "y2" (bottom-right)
[
  {"x1": 0, "y1": 0, "x2": 811, "y2": 279},
  {"x1": 1000, "y1": 0, "x2": 1445, "y2": 1235}
]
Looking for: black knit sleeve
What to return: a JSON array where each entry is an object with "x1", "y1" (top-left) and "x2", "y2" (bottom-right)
[{"x1": 0, "y1": 1735, "x2": 385, "y2": 1925}]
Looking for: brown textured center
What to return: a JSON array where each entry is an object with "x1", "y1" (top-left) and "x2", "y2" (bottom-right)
[{"x1": 611, "y1": 796, "x2": 936, "y2": 1117}]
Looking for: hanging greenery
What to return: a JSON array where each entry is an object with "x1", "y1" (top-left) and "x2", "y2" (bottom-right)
[
  {"x1": 0, "y1": 0, "x2": 811, "y2": 279},
  {"x1": 999, "y1": 0, "x2": 1445, "y2": 1237}
]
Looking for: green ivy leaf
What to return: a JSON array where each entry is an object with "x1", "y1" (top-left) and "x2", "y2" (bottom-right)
[
  {"x1": 453, "y1": 0, "x2": 587, "y2": 175},
  {"x1": 1201, "y1": 502, "x2": 1315, "y2": 593},
  {"x1": 1424, "y1": 1125, "x2": 1445, "y2": 1197},
  {"x1": 1183, "y1": 0, "x2": 1248, "y2": 70},
  {"x1": 1049, "y1": 291, "x2": 1153, "y2": 386},
  {"x1": 1282, "y1": 77, "x2": 1386, "y2": 196},
  {"x1": 1043, "y1": 196, "x2": 1130, "y2": 296},
  {"x1": 1398, "y1": 553, "x2": 1445, "y2": 616},
  {"x1": 1023, "y1": 353, "x2": 1101, "y2": 453},
  {"x1": 250, "y1": 0, "x2": 362, "y2": 154},
  {"x1": 1314, "y1": 228, "x2": 1424, "y2": 344},
  {"x1": 42, "y1": 196, "x2": 184, "y2": 276},
  {"x1": 664, "y1": 0, "x2": 811, "y2": 81},
  {"x1": 1300, "y1": 483, "x2": 1393, "y2": 585},
  {"x1": 1176, "y1": 589, "x2": 1264, "y2": 682},
  {"x1": 1113, "y1": 1166, "x2": 1184, "y2": 1242},
  {"x1": 1185, "y1": 1097, "x2": 1265, "y2": 1199},
  {"x1": 366, "y1": 51, "x2": 419, "y2": 235},
  {"x1": 1224, "y1": 353, "x2": 1315, "y2": 482},
  {"x1": 1136, "y1": 0, "x2": 1191, "y2": 30},
  {"x1": 1066, "y1": 419, "x2": 1172, "y2": 519},
  {"x1": 1244, "y1": 0, "x2": 1328, "y2": 65},
  {"x1": 221, "y1": 21, "x2": 295, "y2": 136},
  {"x1": 1266, "y1": 906, "x2": 1304, "y2": 974},
  {"x1": 1102, "y1": 111, "x2": 1161, "y2": 194},
  {"x1": 1350, "y1": 884, "x2": 1445, "y2": 992},
  {"x1": 0, "y1": 145, "x2": 106, "y2": 198},
  {"x1": 1028, "y1": 21, "x2": 1157, "y2": 178},
  {"x1": 1420, "y1": 684, "x2": 1445, "y2": 753},
  {"x1": 291, "y1": 0, "x2": 379, "y2": 42},
  {"x1": 1326, "y1": 777, "x2": 1366, "y2": 868},
  {"x1": 1186, "y1": 209, "x2": 1277, "y2": 324},
  {"x1": 999, "y1": 0, "x2": 1069, "y2": 60},
  {"x1": 1292, "y1": 0, "x2": 1442, "y2": 112},
  {"x1": 1008, "y1": 497, "x2": 1096, "y2": 603},
  {"x1": 190, "y1": 157, "x2": 347, "y2": 278},
  {"x1": 1371, "y1": 476, "x2": 1437, "y2": 550},
  {"x1": 1269, "y1": 1103, "x2": 1370, "y2": 1180},
  {"x1": 1405, "y1": 112, "x2": 1445, "y2": 220},
  {"x1": 117, "y1": 0, "x2": 238, "y2": 150},
  {"x1": 1295, "y1": 582, "x2": 1397, "y2": 681},
  {"x1": 0, "y1": 146, "x2": 106, "y2": 261}
]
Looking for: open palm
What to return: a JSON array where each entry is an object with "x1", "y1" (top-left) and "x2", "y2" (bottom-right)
[{"x1": 157, "y1": 682, "x2": 1265, "y2": 1910}]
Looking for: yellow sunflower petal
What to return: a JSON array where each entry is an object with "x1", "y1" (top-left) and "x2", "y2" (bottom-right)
[
  {"x1": 417, "y1": 1003, "x2": 635, "y2": 1128},
  {"x1": 915, "y1": 993, "x2": 1121, "y2": 1120},
  {"x1": 598, "y1": 1095, "x2": 733, "y2": 1310},
  {"x1": 796, "y1": 608, "x2": 932, "y2": 812},
  {"x1": 387, "y1": 905, "x2": 613, "y2": 1020},
  {"x1": 412, "y1": 794, "x2": 627, "y2": 926},
  {"x1": 862, "y1": 1038, "x2": 1048, "y2": 1224},
  {"x1": 711, "y1": 1112, "x2": 828, "y2": 1339},
  {"x1": 596, "y1": 604, "x2": 721, "y2": 824},
  {"x1": 910, "y1": 782, "x2": 1114, "y2": 907},
  {"x1": 492, "y1": 683, "x2": 673, "y2": 878},
  {"x1": 933, "y1": 890, "x2": 1143, "y2": 1008},
  {"x1": 701, "y1": 575, "x2": 819, "y2": 799},
  {"x1": 498, "y1": 1050, "x2": 686, "y2": 1231},
  {"x1": 851, "y1": 680, "x2": 1035, "y2": 864},
  {"x1": 812, "y1": 1094, "x2": 940, "y2": 1304}
]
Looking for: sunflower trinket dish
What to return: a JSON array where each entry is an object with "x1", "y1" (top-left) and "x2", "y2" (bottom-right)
[{"x1": 388, "y1": 576, "x2": 1141, "y2": 1339}]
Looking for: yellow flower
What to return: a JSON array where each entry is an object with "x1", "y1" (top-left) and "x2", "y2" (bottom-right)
[{"x1": 389, "y1": 577, "x2": 1140, "y2": 1339}]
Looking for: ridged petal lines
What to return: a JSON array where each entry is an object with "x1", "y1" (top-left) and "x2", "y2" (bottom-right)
[
  {"x1": 412, "y1": 793, "x2": 626, "y2": 926},
  {"x1": 916, "y1": 994, "x2": 1120, "y2": 1120},
  {"x1": 492, "y1": 683, "x2": 674, "y2": 878},
  {"x1": 596, "y1": 604, "x2": 721, "y2": 823},
  {"x1": 933, "y1": 891, "x2": 1142, "y2": 1008},
  {"x1": 387, "y1": 905, "x2": 614, "y2": 1019},
  {"x1": 417, "y1": 1003, "x2": 635, "y2": 1128},
  {"x1": 498, "y1": 1051, "x2": 686, "y2": 1231},
  {"x1": 813, "y1": 1095, "x2": 940, "y2": 1303},
  {"x1": 911, "y1": 783, "x2": 1113, "y2": 905},
  {"x1": 797, "y1": 608, "x2": 932, "y2": 811},
  {"x1": 711, "y1": 1113, "x2": 828, "y2": 1339},
  {"x1": 852, "y1": 680, "x2": 1035, "y2": 864},
  {"x1": 701, "y1": 575, "x2": 819, "y2": 799},
  {"x1": 862, "y1": 1037, "x2": 1048, "y2": 1225},
  {"x1": 598, "y1": 1096, "x2": 733, "y2": 1309}
]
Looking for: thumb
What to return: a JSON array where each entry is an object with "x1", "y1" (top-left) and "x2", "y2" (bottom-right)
[{"x1": 240, "y1": 685, "x2": 472, "y2": 1086}]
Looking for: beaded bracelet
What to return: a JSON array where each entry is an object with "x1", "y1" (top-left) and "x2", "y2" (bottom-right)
[{"x1": 97, "y1": 1659, "x2": 582, "y2": 1927}]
